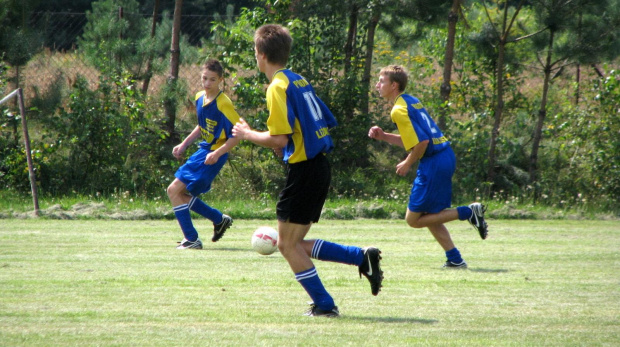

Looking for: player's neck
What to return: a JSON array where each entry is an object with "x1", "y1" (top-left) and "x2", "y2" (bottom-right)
[
  {"x1": 204, "y1": 89, "x2": 220, "y2": 101},
  {"x1": 264, "y1": 64, "x2": 286, "y2": 83}
]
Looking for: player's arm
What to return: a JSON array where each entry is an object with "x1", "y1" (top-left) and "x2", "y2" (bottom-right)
[
  {"x1": 232, "y1": 118, "x2": 288, "y2": 149},
  {"x1": 396, "y1": 140, "x2": 428, "y2": 176},
  {"x1": 172, "y1": 125, "x2": 201, "y2": 159},
  {"x1": 204, "y1": 136, "x2": 241, "y2": 165},
  {"x1": 368, "y1": 126, "x2": 405, "y2": 148}
]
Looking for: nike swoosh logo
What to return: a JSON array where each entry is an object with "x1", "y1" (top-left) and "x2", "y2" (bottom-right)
[{"x1": 366, "y1": 256, "x2": 373, "y2": 276}]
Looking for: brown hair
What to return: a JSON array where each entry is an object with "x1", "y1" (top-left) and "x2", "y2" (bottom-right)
[
  {"x1": 202, "y1": 58, "x2": 224, "y2": 77},
  {"x1": 254, "y1": 24, "x2": 292, "y2": 66},
  {"x1": 380, "y1": 65, "x2": 408, "y2": 92}
]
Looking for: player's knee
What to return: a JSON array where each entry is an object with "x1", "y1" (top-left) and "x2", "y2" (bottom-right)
[{"x1": 406, "y1": 217, "x2": 424, "y2": 229}]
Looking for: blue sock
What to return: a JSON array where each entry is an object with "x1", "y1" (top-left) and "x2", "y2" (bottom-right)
[
  {"x1": 173, "y1": 204, "x2": 198, "y2": 241},
  {"x1": 446, "y1": 247, "x2": 464, "y2": 264},
  {"x1": 295, "y1": 267, "x2": 335, "y2": 311},
  {"x1": 457, "y1": 206, "x2": 473, "y2": 221},
  {"x1": 311, "y1": 239, "x2": 364, "y2": 266},
  {"x1": 189, "y1": 196, "x2": 223, "y2": 224}
]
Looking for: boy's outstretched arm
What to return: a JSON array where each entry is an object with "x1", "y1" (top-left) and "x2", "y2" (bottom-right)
[
  {"x1": 368, "y1": 125, "x2": 405, "y2": 148},
  {"x1": 233, "y1": 118, "x2": 288, "y2": 149}
]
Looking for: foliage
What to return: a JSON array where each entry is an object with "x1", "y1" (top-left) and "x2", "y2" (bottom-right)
[{"x1": 30, "y1": 71, "x2": 172, "y2": 196}]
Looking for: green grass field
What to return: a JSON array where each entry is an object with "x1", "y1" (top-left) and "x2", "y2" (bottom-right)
[{"x1": 1, "y1": 219, "x2": 619, "y2": 346}]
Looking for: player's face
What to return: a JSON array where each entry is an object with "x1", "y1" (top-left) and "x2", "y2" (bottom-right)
[
  {"x1": 254, "y1": 46, "x2": 266, "y2": 73},
  {"x1": 201, "y1": 69, "x2": 222, "y2": 95},
  {"x1": 376, "y1": 74, "x2": 397, "y2": 100}
]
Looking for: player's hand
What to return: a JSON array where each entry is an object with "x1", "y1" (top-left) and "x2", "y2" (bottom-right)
[
  {"x1": 232, "y1": 118, "x2": 251, "y2": 140},
  {"x1": 368, "y1": 126, "x2": 385, "y2": 141},
  {"x1": 396, "y1": 160, "x2": 412, "y2": 177},
  {"x1": 172, "y1": 144, "x2": 185, "y2": 159},
  {"x1": 204, "y1": 151, "x2": 219, "y2": 165},
  {"x1": 273, "y1": 147, "x2": 283, "y2": 158}
]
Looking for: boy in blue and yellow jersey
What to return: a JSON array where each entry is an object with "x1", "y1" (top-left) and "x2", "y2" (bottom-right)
[
  {"x1": 233, "y1": 24, "x2": 383, "y2": 317},
  {"x1": 167, "y1": 59, "x2": 240, "y2": 250},
  {"x1": 369, "y1": 65, "x2": 489, "y2": 268}
]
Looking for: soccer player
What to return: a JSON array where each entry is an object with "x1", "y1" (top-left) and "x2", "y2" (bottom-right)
[
  {"x1": 167, "y1": 59, "x2": 240, "y2": 249},
  {"x1": 232, "y1": 24, "x2": 383, "y2": 317},
  {"x1": 368, "y1": 65, "x2": 488, "y2": 268}
]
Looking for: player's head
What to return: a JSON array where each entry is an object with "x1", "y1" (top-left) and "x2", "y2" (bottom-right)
[
  {"x1": 379, "y1": 65, "x2": 408, "y2": 92},
  {"x1": 201, "y1": 59, "x2": 224, "y2": 93},
  {"x1": 202, "y1": 59, "x2": 224, "y2": 77},
  {"x1": 254, "y1": 24, "x2": 292, "y2": 68}
]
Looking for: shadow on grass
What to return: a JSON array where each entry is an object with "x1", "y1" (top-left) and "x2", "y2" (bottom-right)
[
  {"x1": 469, "y1": 268, "x2": 509, "y2": 273},
  {"x1": 344, "y1": 316, "x2": 438, "y2": 324}
]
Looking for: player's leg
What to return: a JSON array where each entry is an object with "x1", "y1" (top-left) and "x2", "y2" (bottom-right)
[
  {"x1": 278, "y1": 220, "x2": 338, "y2": 316},
  {"x1": 427, "y1": 223, "x2": 467, "y2": 268},
  {"x1": 167, "y1": 178, "x2": 201, "y2": 249},
  {"x1": 182, "y1": 153, "x2": 232, "y2": 242}
]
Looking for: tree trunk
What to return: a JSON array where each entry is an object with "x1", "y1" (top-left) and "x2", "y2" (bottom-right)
[
  {"x1": 487, "y1": 4, "x2": 510, "y2": 188},
  {"x1": 438, "y1": 0, "x2": 460, "y2": 130},
  {"x1": 343, "y1": 1, "x2": 358, "y2": 76},
  {"x1": 530, "y1": 29, "x2": 555, "y2": 188},
  {"x1": 164, "y1": 0, "x2": 182, "y2": 142},
  {"x1": 360, "y1": 3, "x2": 381, "y2": 117},
  {"x1": 141, "y1": 0, "x2": 161, "y2": 95}
]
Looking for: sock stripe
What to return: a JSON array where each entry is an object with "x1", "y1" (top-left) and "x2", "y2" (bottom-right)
[
  {"x1": 173, "y1": 204, "x2": 189, "y2": 213},
  {"x1": 188, "y1": 196, "x2": 197, "y2": 209},
  {"x1": 295, "y1": 267, "x2": 318, "y2": 281},
  {"x1": 311, "y1": 239, "x2": 324, "y2": 259}
]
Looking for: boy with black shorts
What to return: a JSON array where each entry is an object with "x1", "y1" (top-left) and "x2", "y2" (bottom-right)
[
  {"x1": 167, "y1": 59, "x2": 240, "y2": 249},
  {"x1": 232, "y1": 24, "x2": 383, "y2": 317},
  {"x1": 369, "y1": 65, "x2": 489, "y2": 268}
]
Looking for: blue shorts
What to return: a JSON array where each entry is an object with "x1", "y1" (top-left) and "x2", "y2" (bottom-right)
[
  {"x1": 408, "y1": 147, "x2": 456, "y2": 214},
  {"x1": 174, "y1": 148, "x2": 228, "y2": 196}
]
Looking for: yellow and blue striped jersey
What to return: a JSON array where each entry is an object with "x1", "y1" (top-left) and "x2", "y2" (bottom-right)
[
  {"x1": 266, "y1": 69, "x2": 337, "y2": 164},
  {"x1": 391, "y1": 93, "x2": 450, "y2": 157},
  {"x1": 194, "y1": 90, "x2": 240, "y2": 151}
]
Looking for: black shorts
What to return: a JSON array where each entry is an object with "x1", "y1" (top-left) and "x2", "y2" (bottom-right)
[{"x1": 277, "y1": 154, "x2": 331, "y2": 225}]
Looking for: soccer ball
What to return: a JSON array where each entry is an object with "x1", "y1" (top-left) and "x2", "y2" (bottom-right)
[{"x1": 251, "y1": 226, "x2": 278, "y2": 255}]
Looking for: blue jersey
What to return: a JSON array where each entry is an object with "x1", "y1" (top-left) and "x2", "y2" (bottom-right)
[
  {"x1": 391, "y1": 93, "x2": 450, "y2": 157},
  {"x1": 266, "y1": 69, "x2": 337, "y2": 164},
  {"x1": 195, "y1": 90, "x2": 240, "y2": 151}
]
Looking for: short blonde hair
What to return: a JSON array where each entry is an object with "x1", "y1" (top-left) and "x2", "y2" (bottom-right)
[{"x1": 380, "y1": 65, "x2": 408, "y2": 92}]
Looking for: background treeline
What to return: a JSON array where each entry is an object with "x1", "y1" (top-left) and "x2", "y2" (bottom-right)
[{"x1": 1, "y1": 0, "x2": 619, "y2": 214}]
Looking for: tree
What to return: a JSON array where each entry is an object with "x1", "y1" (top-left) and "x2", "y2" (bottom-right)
[
  {"x1": 473, "y1": 0, "x2": 544, "y2": 191},
  {"x1": 162, "y1": 0, "x2": 182, "y2": 142}
]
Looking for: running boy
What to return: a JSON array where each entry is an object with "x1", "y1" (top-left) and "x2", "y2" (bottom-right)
[
  {"x1": 232, "y1": 24, "x2": 383, "y2": 317},
  {"x1": 369, "y1": 65, "x2": 488, "y2": 268},
  {"x1": 167, "y1": 59, "x2": 240, "y2": 249}
]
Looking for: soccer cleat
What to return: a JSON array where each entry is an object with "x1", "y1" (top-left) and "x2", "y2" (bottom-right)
[
  {"x1": 442, "y1": 261, "x2": 468, "y2": 269},
  {"x1": 358, "y1": 247, "x2": 383, "y2": 296},
  {"x1": 212, "y1": 214, "x2": 233, "y2": 242},
  {"x1": 468, "y1": 202, "x2": 488, "y2": 240},
  {"x1": 176, "y1": 238, "x2": 203, "y2": 250},
  {"x1": 303, "y1": 303, "x2": 340, "y2": 317}
]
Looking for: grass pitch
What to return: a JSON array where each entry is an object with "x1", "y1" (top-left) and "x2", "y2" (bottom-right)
[{"x1": 1, "y1": 219, "x2": 618, "y2": 346}]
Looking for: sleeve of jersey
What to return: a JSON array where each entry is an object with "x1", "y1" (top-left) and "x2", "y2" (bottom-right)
[
  {"x1": 266, "y1": 80, "x2": 293, "y2": 135},
  {"x1": 391, "y1": 104, "x2": 419, "y2": 151},
  {"x1": 317, "y1": 97, "x2": 338, "y2": 129},
  {"x1": 217, "y1": 95, "x2": 241, "y2": 138}
]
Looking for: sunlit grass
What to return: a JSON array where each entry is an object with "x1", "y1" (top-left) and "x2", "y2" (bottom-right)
[{"x1": 1, "y1": 219, "x2": 619, "y2": 346}]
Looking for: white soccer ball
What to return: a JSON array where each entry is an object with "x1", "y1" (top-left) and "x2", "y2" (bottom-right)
[{"x1": 251, "y1": 226, "x2": 278, "y2": 255}]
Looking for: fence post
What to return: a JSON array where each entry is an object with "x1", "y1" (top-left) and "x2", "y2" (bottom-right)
[{"x1": 17, "y1": 88, "x2": 40, "y2": 216}]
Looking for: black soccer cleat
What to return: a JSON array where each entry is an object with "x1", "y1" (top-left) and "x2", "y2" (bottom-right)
[
  {"x1": 212, "y1": 214, "x2": 232, "y2": 242},
  {"x1": 303, "y1": 303, "x2": 340, "y2": 318},
  {"x1": 359, "y1": 247, "x2": 383, "y2": 296},
  {"x1": 442, "y1": 260, "x2": 468, "y2": 269},
  {"x1": 468, "y1": 202, "x2": 488, "y2": 240}
]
